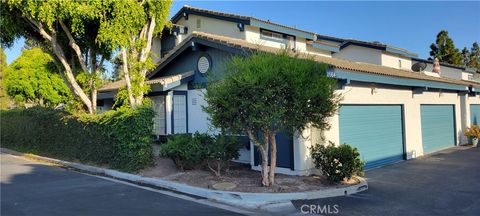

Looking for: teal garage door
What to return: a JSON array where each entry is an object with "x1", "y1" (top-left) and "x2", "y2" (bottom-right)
[
  {"x1": 421, "y1": 105, "x2": 455, "y2": 154},
  {"x1": 339, "y1": 105, "x2": 405, "y2": 169},
  {"x1": 471, "y1": 104, "x2": 480, "y2": 125}
]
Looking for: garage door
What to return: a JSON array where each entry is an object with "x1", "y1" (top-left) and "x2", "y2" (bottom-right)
[
  {"x1": 339, "y1": 105, "x2": 405, "y2": 169},
  {"x1": 421, "y1": 105, "x2": 455, "y2": 154},
  {"x1": 471, "y1": 104, "x2": 480, "y2": 125}
]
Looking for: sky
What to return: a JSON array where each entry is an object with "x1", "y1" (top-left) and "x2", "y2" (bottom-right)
[{"x1": 4, "y1": 1, "x2": 480, "y2": 70}]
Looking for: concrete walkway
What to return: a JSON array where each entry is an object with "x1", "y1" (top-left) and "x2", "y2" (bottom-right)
[
  {"x1": 292, "y1": 146, "x2": 480, "y2": 216},
  {"x1": 0, "y1": 153, "x2": 245, "y2": 216}
]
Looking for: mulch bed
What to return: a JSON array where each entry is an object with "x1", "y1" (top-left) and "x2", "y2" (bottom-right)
[{"x1": 139, "y1": 158, "x2": 360, "y2": 193}]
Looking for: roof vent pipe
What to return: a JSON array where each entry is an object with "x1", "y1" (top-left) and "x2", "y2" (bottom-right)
[{"x1": 433, "y1": 58, "x2": 441, "y2": 75}]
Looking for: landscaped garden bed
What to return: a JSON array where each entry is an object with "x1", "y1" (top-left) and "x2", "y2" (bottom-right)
[{"x1": 139, "y1": 156, "x2": 360, "y2": 193}]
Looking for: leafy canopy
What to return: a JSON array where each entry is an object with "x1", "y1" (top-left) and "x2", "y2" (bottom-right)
[
  {"x1": 429, "y1": 30, "x2": 462, "y2": 66},
  {"x1": 204, "y1": 51, "x2": 339, "y2": 140},
  {"x1": 4, "y1": 48, "x2": 71, "y2": 106}
]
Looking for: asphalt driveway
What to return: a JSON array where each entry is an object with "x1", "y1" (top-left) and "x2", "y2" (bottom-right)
[
  {"x1": 0, "y1": 153, "x2": 244, "y2": 216},
  {"x1": 292, "y1": 146, "x2": 480, "y2": 216}
]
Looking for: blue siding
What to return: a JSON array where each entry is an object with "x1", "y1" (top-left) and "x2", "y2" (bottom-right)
[
  {"x1": 339, "y1": 105, "x2": 404, "y2": 169},
  {"x1": 421, "y1": 105, "x2": 455, "y2": 154},
  {"x1": 471, "y1": 104, "x2": 480, "y2": 125}
]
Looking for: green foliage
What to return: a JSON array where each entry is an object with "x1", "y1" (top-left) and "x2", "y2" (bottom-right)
[
  {"x1": 4, "y1": 48, "x2": 71, "y2": 107},
  {"x1": 1, "y1": 0, "x2": 172, "y2": 112},
  {"x1": 160, "y1": 133, "x2": 209, "y2": 171},
  {"x1": 0, "y1": 47, "x2": 11, "y2": 109},
  {"x1": 204, "y1": 134, "x2": 241, "y2": 176},
  {"x1": 160, "y1": 132, "x2": 242, "y2": 176},
  {"x1": 463, "y1": 42, "x2": 480, "y2": 71},
  {"x1": 204, "y1": 51, "x2": 339, "y2": 141},
  {"x1": 429, "y1": 30, "x2": 463, "y2": 66},
  {"x1": 310, "y1": 142, "x2": 365, "y2": 183},
  {"x1": 0, "y1": 106, "x2": 155, "y2": 172}
]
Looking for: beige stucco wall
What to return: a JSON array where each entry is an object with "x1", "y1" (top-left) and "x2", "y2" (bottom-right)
[
  {"x1": 293, "y1": 81, "x2": 478, "y2": 175},
  {"x1": 381, "y1": 53, "x2": 412, "y2": 70},
  {"x1": 177, "y1": 15, "x2": 246, "y2": 41},
  {"x1": 333, "y1": 46, "x2": 382, "y2": 65}
]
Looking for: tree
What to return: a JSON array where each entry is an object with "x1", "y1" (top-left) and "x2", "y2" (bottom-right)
[
  {"x1": 96, "y1": 0, "x2": 172, "y2": 108},
  {"x1": 0, "y1": 47, "x2": 11, "y2": 109},
  {"x1": 4, "y1": 48, "x2": 71, "y2": 107},
  {"x1": 1, "y1": 0, "x2": 113, "y2": 113},
  {"x1": 204, "y1": 51, "x2": 340, "y2": 186},
  {"x1": 1, "y1": 0, "x2": 172, "y2": 112},
  {"x1": 429, "y1": 30, "x2": 462, "y2": 66},
  {"x1": 461, "y1": 47, "x2": 470, "y2": 67},
  {"x1": 467, "y1": 42, "x2": 480, "y2": 70}
]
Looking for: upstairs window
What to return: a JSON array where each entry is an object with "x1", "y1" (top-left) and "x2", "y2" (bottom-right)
[
  {"x1": 196, "y1": 19, "x2": 201, "y2": 28},
  {"x1": 260, "y1": 29, "x2": 296, "y2": 49}
]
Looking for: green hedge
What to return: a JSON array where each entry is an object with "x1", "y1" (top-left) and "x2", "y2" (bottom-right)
[{"x1": 0, "y1": 106, "x2": 155, "y2": 172}]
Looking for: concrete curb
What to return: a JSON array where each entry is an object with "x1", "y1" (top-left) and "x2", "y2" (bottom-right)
[{"x1": 1, "y1": 148, "x2": 368, "y2": 209}]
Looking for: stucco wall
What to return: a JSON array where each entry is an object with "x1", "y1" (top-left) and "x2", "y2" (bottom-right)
[
  {"x1": 333, "y1": 46, "x2": 382, "y2": 65},
  {"x1": 381, "y1": 53, "x2": 412, "y2": 70},
  {"x1": 176, "y1": 15, "x2": 246, "y2": 40},
  {"x1": 295, "y1": 81, "x2": 478, "y2": 175}
]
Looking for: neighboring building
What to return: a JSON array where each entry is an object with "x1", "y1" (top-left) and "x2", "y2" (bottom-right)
[{"x1": 98, "y1": 6, "x2": 480, "y2": 175}]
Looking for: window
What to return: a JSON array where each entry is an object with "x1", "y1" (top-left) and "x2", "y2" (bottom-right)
[
  {"x1": 196, "y1": 19, "x2": 201, "y2": 28},
  {"x1": 468, "y1": 74, "x2": 474, "y2": 81},
  {"x1": 260, "y1": 29, "x2": 296, "y2": 49}
]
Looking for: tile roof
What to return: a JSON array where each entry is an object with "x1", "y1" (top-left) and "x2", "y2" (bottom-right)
[
  {"x1": 99, "y1": 71, "x2": 194, "y2": 92},
  {"x1": 173, "y1": 5, "x2": 316, "y2": 36},
  {"x1": 184, "y1": 31, "x2": 477, "y2": 88}
]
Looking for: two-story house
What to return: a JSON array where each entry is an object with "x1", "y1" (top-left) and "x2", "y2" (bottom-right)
[{"x1": 98, "y1": 6, "x2": 480, "y2": 175}]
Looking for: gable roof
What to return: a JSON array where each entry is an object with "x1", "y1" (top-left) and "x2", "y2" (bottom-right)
[
  {"x1": 149, "y1": 31, "x2": 477, "y2": 89},
  {"x1": 171, "y1": 6, "x2": 419, "y2": 57},
  {"x1": 172, "y1": 5, "x2": 316, "y2": 38},
  {"x1": 99, "y1": 71, "x2": 194, "y2": 92}
]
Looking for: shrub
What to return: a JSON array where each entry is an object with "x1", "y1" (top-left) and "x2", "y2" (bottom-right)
[
  {"x1": 310, "y1": 142, "x2": 365, "y2": 183},
  {"x1": 205, "y1": 134, "x2": 242, "y2": 176},
  {"x1": 0, "y1": 106, "x2": 155, "y2": 172},
  {"x1": 464, "y1": 125, "x2": 480, "y2": 139},
  {"x1": 160, "y1": 132, "x2": 242, "y2": 175},
  {"x1": 159, "y1": 133, "x2": 209, "y2": 171}
]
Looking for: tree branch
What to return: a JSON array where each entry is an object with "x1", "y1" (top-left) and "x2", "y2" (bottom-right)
[
  {"x1": 59, "y1": 20, "x2": 89, "y2": 73},
  {"x1": 26, "y1": 17, "x2": 52, "y2": 42}
]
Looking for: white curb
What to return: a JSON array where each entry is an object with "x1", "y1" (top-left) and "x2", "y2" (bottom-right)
[{"x1": 1, "y1": 148, "x2": 368, "y2": 209}]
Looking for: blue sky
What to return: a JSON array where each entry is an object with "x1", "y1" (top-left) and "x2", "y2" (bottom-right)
[{"x1": 4, "y1": 1, "x2": 480, "y2": 69}]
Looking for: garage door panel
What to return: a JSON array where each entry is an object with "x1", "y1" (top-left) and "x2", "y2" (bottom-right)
[
  {"x1": 340, "y1": 105, "x2": 404, "y2": 169},
  {"x1": 421, "y1": 105, "x2": 455, "y2": 154},
  {"x1": 471, "y1": 104, "x2": 480, "y2": 125}
]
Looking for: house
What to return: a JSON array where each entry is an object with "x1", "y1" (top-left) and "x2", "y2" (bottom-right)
[{"x1": 98, "y1": 6, "x2": 480, "y2": 175}]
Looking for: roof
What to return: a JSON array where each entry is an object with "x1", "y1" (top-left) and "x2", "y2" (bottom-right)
[
  {"x1": 411, "y1": 57, "x2": 472, "y2": 71},
  {"x1": 153, "y1": 31, "x2": 476, "y2": 88},
  {"x1": 171, "y1": 6, "x2": 419, "y2": 58},
  {"x1": 99, "y1": 71, "x2": 195, "y2": 92},
  {"x1": 172, "y1": 5, "x2": 316, "y2": 37}
]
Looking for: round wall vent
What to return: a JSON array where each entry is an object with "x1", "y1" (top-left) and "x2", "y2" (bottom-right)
[{"x1": 197, "y1": 55, "x2": 211, "y2": 74}]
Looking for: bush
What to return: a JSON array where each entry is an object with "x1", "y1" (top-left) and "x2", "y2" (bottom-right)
[
  {"x1": 159, "y1": 133, "x2": 210, "y2": 171},
  {"x1": 160, "y1": 132, "x2": 242, "y2": 175},
  {"x1": 0, "y1": 106, "x2": 155, "y2": 172},
  {"x1": 310, "y1": 142, "x2": 364, "y2": 183},
  {"x1": 205, "y1": 134, "x2": 241, "y2": 176},
  {"x1": 464, "y1": 125, "x2": 480, "y2": 139}
]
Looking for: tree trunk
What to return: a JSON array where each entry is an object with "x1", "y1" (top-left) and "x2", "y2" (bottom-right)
[
  {"x1": 91, "y1": 83, "x2": 97, "y2": 114},
  {"x1": 259, "y1": 144, "x2": 270, "y2": 187},
  {"x1": 121, "y1": 48, "x2": 136, "y2": 108},
  {"x1": 268, "y1": 133, "x2": 277, "y2": 186},
  {"x1": 51, "y1": 36, "x2": 93, "y2": 113}
]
